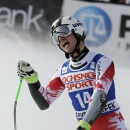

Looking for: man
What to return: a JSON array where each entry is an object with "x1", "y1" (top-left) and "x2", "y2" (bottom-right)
[{"x1": 17, "y1": 16, "x2": 126, "y2": 130}]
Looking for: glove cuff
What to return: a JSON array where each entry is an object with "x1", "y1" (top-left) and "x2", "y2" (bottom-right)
[
  {"x1": 25, "y1": 72, "x2": 38, "y2": 83},
  {"x1": 78, "y1": 120, "x2": 90, "y2": 130}
]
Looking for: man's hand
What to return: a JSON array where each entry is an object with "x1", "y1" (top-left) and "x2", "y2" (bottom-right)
[
  {"x1": 77, "y1": 126, "x2": 86, "y2": 130},
  {"x1": 76, "y1": 120, "x2": 91, "y2": 130},
  {"x1": 17, "y1": 60, "x2": 38, "y2": 83}
]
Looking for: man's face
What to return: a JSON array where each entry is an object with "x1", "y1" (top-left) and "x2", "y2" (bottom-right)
[{"x1": 58, "y1": 33, "x2": 76, "y2": 53}]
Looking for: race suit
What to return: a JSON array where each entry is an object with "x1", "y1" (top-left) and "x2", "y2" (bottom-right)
[{"x1": 38, "y1": 50, "x2": 126, "y2": 130}]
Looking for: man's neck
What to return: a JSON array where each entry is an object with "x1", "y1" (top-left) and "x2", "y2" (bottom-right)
[
  {"x1": 70, "y1": 46, "x2": 89, "y2": 62},
  {"x1": 72, "y1": 41, "x2": 85, "y2": 57}
]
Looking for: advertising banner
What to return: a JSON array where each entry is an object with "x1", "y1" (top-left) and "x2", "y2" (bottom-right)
[
  {"x1": 62, "y1": 1, "x2": 130, "y2": 54},
  {"x1": 78, "y1": 0, "x2": 130, "y2": 5},
  {"x1": 0, "y1": 0, "x2": 63, "y2": 36}
]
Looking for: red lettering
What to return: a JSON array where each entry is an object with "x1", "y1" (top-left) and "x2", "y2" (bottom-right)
[
  {"x1": 62, "y1": 72, "x2": 95, "y2": 84},
  {"x1": 75, "y1": 74, "x2": 81, "y2": 80},
  {"x1": 87, "y1": 80, "x2": 93, "y2": 86},
  {"x1": 75, "y1": 82, "x2": 81, "y2": 89},
  {"x1": 80, "y1": 73, "x2": 87, "y2": 79},
  {"x1": 67, "y1": 75, "x2": 72, "y2": 82},
  {"x1": 66, "y1": 80, "x2": 93, "y2": 91},
  {"x1": 62, "y1": 77, "x2": 66, "y2": 83},
  {"x1": 81, "y1": 81, "x2": 86, "y2": 88}
]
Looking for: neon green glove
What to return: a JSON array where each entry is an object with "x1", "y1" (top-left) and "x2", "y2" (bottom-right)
[
  {"x1": 77, "y1": 120, "x2": 91, "y2": 130},
  {"x1": 17, "y1": 60, "x2": 38, "y2": 83}
]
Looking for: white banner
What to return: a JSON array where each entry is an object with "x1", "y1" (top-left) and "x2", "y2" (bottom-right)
[{"x1": 62, "y1": 1, "x2": 130, "y2": 67}]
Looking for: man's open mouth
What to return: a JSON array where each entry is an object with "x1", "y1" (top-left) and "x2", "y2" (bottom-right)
[{"x1": 63, "y1": 42, "x2": 69, "y2": 47}]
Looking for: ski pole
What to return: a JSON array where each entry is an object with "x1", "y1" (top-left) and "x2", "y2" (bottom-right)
[{"x1": 14, "y1": 77, "x2": 23, "y2": 130}]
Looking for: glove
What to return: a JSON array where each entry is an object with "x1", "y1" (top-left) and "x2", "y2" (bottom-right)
[
  {"x1": 76, "y1": 126, "x2": 86, "y2": 130},
  {"x1": 76, "y1": 120, "x2": 91, "y2": 130},
  {"x1": 17, "y1": 60, "x2": 38, "y2": 83}
]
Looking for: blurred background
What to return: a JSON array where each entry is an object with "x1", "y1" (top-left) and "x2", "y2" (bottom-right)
[{"x1": 0, "y1": 0, "x2": 130, "y2": 130}]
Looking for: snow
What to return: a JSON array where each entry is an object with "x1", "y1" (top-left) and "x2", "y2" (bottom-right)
[{"x1": 0, "y1": 28, "x2": 129, "y2": 130}]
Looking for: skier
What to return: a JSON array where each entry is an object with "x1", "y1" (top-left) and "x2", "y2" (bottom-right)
[{"x1": 17, "y1": 16, "x2": 127, "y2": 130}]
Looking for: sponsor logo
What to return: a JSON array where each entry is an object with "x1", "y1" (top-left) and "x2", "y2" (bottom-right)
[
  {"x1": 76, "y1": 111, "x2": 86, "y2": 118},
  {"x1": 66, "y1": 79, "x2": 94, "y2": 91},
  {"x1": 120, "y1": 15, "x2": 130, "y2": 38},
  {"x1": 61, "y1": 67, "x2": 67, "y2": 74},
  {"x1": 90, "y1": 62, "x2": 95, "y2": 69},
  {"x1": 97, "y1": 61, "x2": 101, "y2": 80},
  {"x1": 0, "y1": 5, "x2": 44, "y2": 32},
  {"x1": 61, "y1": 72, "x2": 95, "y2": 91},
  {"x1": 72, "y1": 23, "x2": 83, "y2": 27},
  {"x1": 62, "y1": 72, "x2": 95, "y2": 83},
  {"x1": 102, "y1": 100, "x2": 119, "y2": 113},
  {"x1": 74, "y1": 6, "x2": 112, "y2": 47}
]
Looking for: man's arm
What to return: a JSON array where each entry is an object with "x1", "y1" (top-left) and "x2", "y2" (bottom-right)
[
  {"x1": 77, "y1": 90, "x2": 108, "y2": 130},
  {"x1": 77, "y1": 56, "x2": 115, "y2": 130},
  {"x1": 28, "y1": 80, "x2": 49, "y2": 110},
  {"x1": 27, "y1": 75, "x2": 65, "y2": 110},
  {"x1": 17, "y1": 60, "x2": 65, "y2": 110}
]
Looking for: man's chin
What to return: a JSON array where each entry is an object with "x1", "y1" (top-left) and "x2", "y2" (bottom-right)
[{"x1": 64, "y1": 48, "x2": 73, "y2": 53}]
